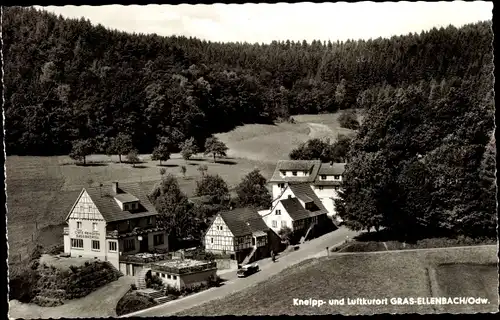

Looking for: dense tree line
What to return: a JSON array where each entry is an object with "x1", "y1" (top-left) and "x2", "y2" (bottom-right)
[
  {"x1": 335, "y1": 69, "x2": 496, "y2": 239},
  {"x1": 3, "y1": 7, "x2": 493, "y2": 155}
]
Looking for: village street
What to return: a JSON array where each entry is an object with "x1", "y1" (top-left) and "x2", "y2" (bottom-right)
[{"x1": 123, "y1": 226, "x2": 359, "y2": 317}]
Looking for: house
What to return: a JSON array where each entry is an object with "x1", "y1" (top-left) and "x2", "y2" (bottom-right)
[
  {"x1": 63, "y1": 181, "x2": 169, "y2": 274},
  {"x1": 268, "y1": 160, "x2": 346, "y2": 220},
  {"x1": 258, "y1": 182, "x2": 330, "y2": 238},
  {"x1": 147, "y1": 259, "x2": 217, "y2": 290},
  {"x1": 204, "y1": 207, "x2": 282, "y2": 264}
]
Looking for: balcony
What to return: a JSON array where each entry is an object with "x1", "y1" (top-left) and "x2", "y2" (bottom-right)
[
  {"x1": 119, "y1": 252, "x2": 170, "y2": 264},
  {"x1": 106, "y1": 226, "x2": 167, "y2": 239}
]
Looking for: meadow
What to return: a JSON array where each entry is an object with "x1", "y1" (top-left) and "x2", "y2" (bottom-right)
[
  {"x1": 215, "y1": 112, "x2": 360, "y2": 163},
  {"x1": 7, "y1": 112, "x2": 350, "y2": 264},
  {"x1": 176, "y1": 245, "x2": 498, "y2": 316}
]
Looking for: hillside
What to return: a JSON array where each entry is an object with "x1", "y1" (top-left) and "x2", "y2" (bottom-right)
[
  {"x1": 3, "y1": 7, "x2": 492, "y2": 155},
  {"x1": 216, "y1": 113, "x2": 359, "y2": 163},
  {"x1": 176, "y1": 246, "x2": 498, "y2": 315}
]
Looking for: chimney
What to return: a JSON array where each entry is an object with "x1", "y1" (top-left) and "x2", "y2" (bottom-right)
[
  {"x1": 330, "y1": 161, "x2": 333, "y2": 166},
  {"x1": 112, "y1": 182, "x2": 119, "y2": 194}
]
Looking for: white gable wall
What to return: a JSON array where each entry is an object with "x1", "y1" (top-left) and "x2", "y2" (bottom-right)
[
  {"x1": 65, "y1": 190, "x2": 108, "y2": 262},
  {"x1": 205, "y1": 215, "x2": 235, "y2": 253},
  {"x1": 262, "y1": 201, "x2": 295, "y2": 233}
]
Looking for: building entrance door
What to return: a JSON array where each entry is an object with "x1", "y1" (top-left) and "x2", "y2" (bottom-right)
[{"x1": 140, "y1": 236, "x2": 148, "y2": 252}]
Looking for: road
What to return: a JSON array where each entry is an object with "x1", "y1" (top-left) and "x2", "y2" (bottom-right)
[{"x1": 123, "y1": 227, "x2": 358, "y2": 317}]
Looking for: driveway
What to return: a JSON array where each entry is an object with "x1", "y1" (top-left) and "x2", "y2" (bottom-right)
[
  {"x1": 9, "y1": 276, "x2": 135, "y2": 319},
  {"x1": 123, "y1": 227, "x2": 358, "y2": 317}
]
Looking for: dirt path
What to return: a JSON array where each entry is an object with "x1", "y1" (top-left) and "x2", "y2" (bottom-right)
[
  {"x1": 307, "y1": 123, "x2": 335, "y2": 139},
  {"x1": 8, "y1": 276, "x2": 135, "y2": 319}
]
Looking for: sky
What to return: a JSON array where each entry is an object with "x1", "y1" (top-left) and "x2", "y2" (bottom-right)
[{"x1": 36, "y1": 2, "x2": 493, "y2": 44}]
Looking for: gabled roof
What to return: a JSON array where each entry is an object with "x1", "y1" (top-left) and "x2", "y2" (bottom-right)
[
  {"x1": 288, "y1": 183, "x2": 328, "y2": 217},
  {"x1": 67, "y1": 182, "x2": 158, "y2": 223},
  {"x1": 317, "y1": 162, "x2": 346, "y2": 176},
  {"x1": 269, "y1": 160, "x2": 322, "y2": 183},
  {"x1": 313, "y1": 180, "x2": 342, "y2": 186},
  {"x1": 280, "y1": 198, "x2": 312, "y2": 220},
  {"x1": 219, "y1": 207, "x2": 269, "y2": 237}
]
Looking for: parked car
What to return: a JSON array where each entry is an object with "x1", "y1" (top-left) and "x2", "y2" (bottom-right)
[{"x1": 237, "y1": 263, "x2": 260, "y2": 278}]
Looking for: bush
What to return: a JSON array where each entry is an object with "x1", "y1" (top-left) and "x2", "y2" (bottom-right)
[
  {"x1": 31, "y1": 295, "x2": 64, "y2": 307},
  {"x1": 338, "y1": 110, "x2": 360, "y2": 130},
  {"x1": 116, "y1": 292, "x2": 157, "y2": 316},
  {"x1": 9, "y1": 265, "x2": 40, "y2": 302},
  {"x1": 164, "y1": 285, "x2": 181, "y2": 297},
  {"x1": 130, "y1": 283, "x2": 137, "y2": 290},
  {"x1": 146, "y1": 275, "x2": 164, "y2": 291},
  {"x1": 46, "y1": 244, "x2": 64, "y2": 255}
]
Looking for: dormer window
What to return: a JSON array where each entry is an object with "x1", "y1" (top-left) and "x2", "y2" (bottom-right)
[
  {"x1": 292, "y1": 171, "x2": 297, "y2": 176},
  {"x1": 334, "y1": 175, "x2": 341, "y2": 180},
  {"x1": 305, "y1": 202, "x2": 314, "y2": 211},
  {"x1": 321, "y1": 175, "x2": 327, "y2": 180}
]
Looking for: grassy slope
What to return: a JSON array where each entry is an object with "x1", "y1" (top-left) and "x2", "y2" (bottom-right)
[
  {"x1": 176, "y1": 246, "x2": 498, "y2": 316},
  {"x1": 6, "y1": 154, "x2": 275, "y2": 263},
  {"x1": 216, "y1": 112, "x2": 358, "y2": 163}
]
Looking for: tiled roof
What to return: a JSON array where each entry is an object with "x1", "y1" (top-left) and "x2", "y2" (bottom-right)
[
  {"x1": 84, "y1": 182, "x2": 158, "y2": 222},
  {"x1": 288, "y1": 183, "x2": 328, "y2": 217},
  {"x1": 220, "y1": 207, "x2": 269, "y2": 237},
  {"x1": 114, "y1": 193, "x2": 139, "y2": 203},
  {"x1": 317, "y1": 163, "x2": 346, "y2": 176},
  {"x1": 280, "y1": 198, "x2": 312, "y2": 220},
  {"x1": 269, "y1": 160, "x2": 321, "y2": 183}
]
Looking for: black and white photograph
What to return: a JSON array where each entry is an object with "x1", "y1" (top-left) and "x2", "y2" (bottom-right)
[{"x1": 3, "y1": 1, "x2": 497, "y2": 318}]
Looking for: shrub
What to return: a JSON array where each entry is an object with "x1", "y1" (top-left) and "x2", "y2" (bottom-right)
[
  {"x1": 31, "y1": 295, "x2": 64, "y2": 307},
  {"x1": 46, "y1": 244, "x2": 64, "y2": 255},
  {"x1": 164, "y1": 285, "x2": 181, "y2": 297},
  {"x1": 116, "y1": 292, "x2": 157, "y2": 316},
  {"x1": 8, "y1": 265, "x2": 40, "y2": 302},
  {"x1": 338, "y1": 110, "x2": 360, "y2": 130},
  {"x1": 146, "y1": 275, "x2": 164, "y2": 291},
  {"x1": 130, "y1": 283, "x2": 137, "y2": 290}
]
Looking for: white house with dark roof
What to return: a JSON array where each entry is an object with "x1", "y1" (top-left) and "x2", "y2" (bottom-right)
[
  {"x1": 204, "y1": 207, "x2": 282, "y2": 264},
  {"x1": 63, "y1": 181, "x2": 169, "y2": 274},
  {"x1": 268, "y1": 160, "x2": 346, "y2": 220}
]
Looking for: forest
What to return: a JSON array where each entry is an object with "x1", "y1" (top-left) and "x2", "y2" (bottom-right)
[{"x1": 3, "y1": 7, "x2": 493, "y2": 156}]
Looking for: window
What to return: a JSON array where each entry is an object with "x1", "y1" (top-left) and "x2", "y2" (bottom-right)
[
  {"x1": 334, "y1": 175, "x2": 340, "y2": 180},
  {"x1": 292, "y1": 171, "x2": 297, "y2": 176},
  {"x1": 71, "y1": 238, "x2": 83, "y2": 249},
  {"x1": 252, "y1": 238, "x2": 255, "y2": 246},
  {"x1": 319, "y1": 186, "x2": 324, "y2": 191},
  {"x1": 288, "y1": 195, "x2": 292, "y2": 199},
  {"x1": 91, "y1": 240, "x2": 100, "y2": 251},
  {"x1": 167, "y1": 274, "x2": 171, "y2": 279},
  {"x1": 76, "y1": 221, "x2": 82, "y2": 229},
  {"x1": 109, "y1": 241, "x2": 117, "y2": 252},
  {"x1": 305, "y1": 202, "x2": 314, "y2": 210},
  {"x1": 278, "y1": 183, "x2": 285, "y2": 189},
  {"x1": 334, "y1": 186, "x2": 340, "y2": 191},
  {"x1": 154, "y1": 234, "x2": 164, "y2": 246},
  {"x1": 162, "y1": 273, "x2": 165, "y2": 278},
  {"x1": 275, "y1": 209, "x2": 281, "y2": 215},
  {"x1": 173, "y1": 275, "x2": 177, "y2": 280},
  {"x1": 124, "y1": 239, "x2": 135, "y2": 252},
  {"x1": 211, "y1": 238, "x2": 213, "y2": 243},
  {"x1": 92, "y1": 222, "x2": 98, "y2": 231},
  {"x1": 148, "y1": 217, "x2": 153, "y2": 225},
  {"x1": 281, "y1": 221, "x2": 287, "y2": 228},
  {"x1": 321, "y1": 175, "x2": 327, "y2": 180},
  {"x1": 272, "y1": 220, "x2": 277, "y2": 228}
]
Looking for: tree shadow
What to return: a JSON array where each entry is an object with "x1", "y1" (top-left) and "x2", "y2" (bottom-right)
[
  {"x1": 188, "y1": 163, "x2": 199, "y2": 166},
  {"x1": 215, "y1": 160, "x2": 237, "y2": 165},
  {"x1": 75, "y1": 163, "x2": 109, "y2": 167},
  {"x1": 131, "y1": 165, "x2": 149, "y2": 169},
  {"x1": 157, "y1": 164, "x2": 179, "y2": 168},
  {"x1": 189, "y1": 158, "x2": 207, "y2": 162}
]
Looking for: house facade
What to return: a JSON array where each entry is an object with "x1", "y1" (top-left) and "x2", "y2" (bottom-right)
[
  {"x1": 268, "y1": 160, "x2": 346, "y2": 220},
  {"x1": 63, "y1": 181, "x2": 169, "y2": 273},
  {"x1": 204, "y1": 207, "x2": 282, "y2": 264}
]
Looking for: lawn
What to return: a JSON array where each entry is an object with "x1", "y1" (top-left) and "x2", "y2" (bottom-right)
[
  {"x1": 6, "y1": 153, "x2": 275, "y2": 266},
  {"x1": 216, "y1": 112, "x2": 358, "y2": 163},
  {"x1": 176, "y1": 246, "x2": 498, "y2": 316}
]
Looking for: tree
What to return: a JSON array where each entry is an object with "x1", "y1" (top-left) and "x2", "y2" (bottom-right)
[
  {"x1": 107, "y1": 133, "x2": 133, "y2": 163},
  {"x1": 151, "y1": 144, "x2": 171, "y2": 166},
  {"x1": 235, "y1": 169, "x2": 271, "y2": 209},
  {"x1": 180, "y1": 165, "x2": 187, "y2": 179},
  {"x1": 197, "y1": 164, "x2": 208, "y2": 176},
  {"x1": 69, "y1": 139, "x2": 93, "y2": 165},
  {"x1": 289, "y1": 138, "x2": 334, "y2": 162},
  {"x1": 278, "y1": 226, "x2": 293, "y2": 245},
  {"x1": 180, "y1": 137, "x2": 199, "y2": 161},
  {"x1": 195, "y1": 174, "x2": 230, "y2": 205},
  {"x1": 149, "y1": 173, "x2": 203, "y2": 246},
  {"x1": 127, "y1": 149, "x2": 140, "y2": 167},
  {"x1": 328, "y1": 135, "x2": 353, "y2": 163},
  {"x1": 338, "y1": 110, "x2": 360, "y2": 130},
  {"x1": 204, "y1": 137, "x2": 228, "y2": 163}
]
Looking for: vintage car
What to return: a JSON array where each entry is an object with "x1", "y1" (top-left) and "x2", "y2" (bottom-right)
[{"x1": 237, "y1": 263, "x2": 260, "y2": 278}]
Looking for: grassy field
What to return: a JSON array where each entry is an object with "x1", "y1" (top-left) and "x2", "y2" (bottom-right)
[
  {"x1": 176, "y1": 246, "x2": 498, "y2": 316},
  {"x1": 216, "y1": 112, "x2": 359, "y2": 163},
  {"x1": 6, "y1": 153, "x2": 275, "y2": 264}
]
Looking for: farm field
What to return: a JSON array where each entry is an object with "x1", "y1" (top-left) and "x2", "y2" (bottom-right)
[
  {"x1": 216, "y1": 112, "x2": 360, "y2": 163},
  {"x1": 176, "y1": 245, "x2": 498, "y2": 316},
  {"x1": 6, "y1": 153, "x2": 275, "y2": 263}
]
